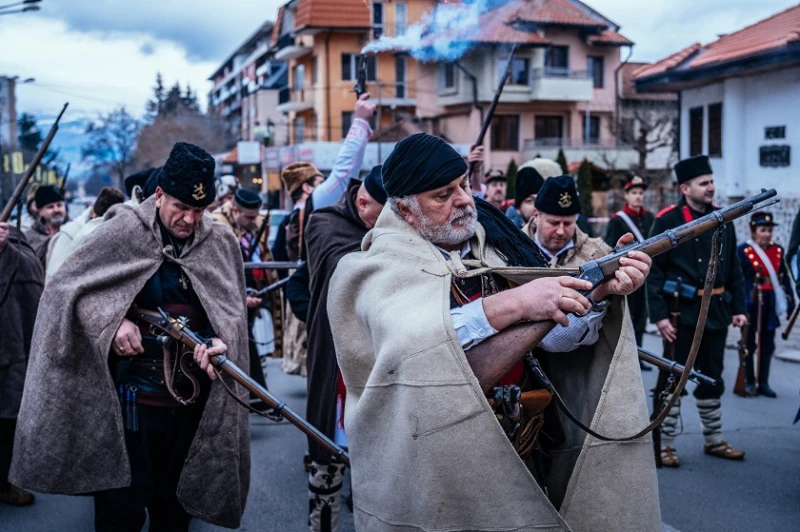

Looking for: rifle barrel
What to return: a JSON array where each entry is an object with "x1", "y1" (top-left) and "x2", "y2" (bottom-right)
[
  {"x1": 638, "y1": 346, "x2": 717, "y2": 386},
  {"x1": 244, "y1": 261, "x2": 305, "y2": 270},
  {"x1": 252, "y1": 276, "x2": 291, "y2": 297},
  {"x1": 2, "y1": 102, "x2": 69, "y2": 222}
]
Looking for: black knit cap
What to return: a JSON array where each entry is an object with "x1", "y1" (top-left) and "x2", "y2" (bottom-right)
[
  {"x1": 484, "y1": 170, "x2": 506, "y2": 184},
  {"x1": 750, "y1": 211, "x2": 778, "y2": 229},
  {"x1": 143, "y1": 167, "x2": 160, "y2": 200},
  {"x1": 534, "y1": 175, "x2": 581, "y2": 215},
  {"x1": 382, "y1": 133, "x2": 467, "y2": 197},
  {"x1": 674, "y1": 155, "x2": 713, "y2": 185},
  {"x1": 234, "y1": 189, "x2": 263, "y2": 210},
  {"x1": 124, "y1": 168, "x2": 156, "y2": 198},
  {"x1": 514, "y1": 167, "x2": 545, "y2": 209},
  {"x1": 364, "y1": 165, "x2": 387, "y2": 206},
  {"x1": 35, "y1": 185, "x2": 64, "y2": 209},
  {"x1": 157, "y1": 142, "x2": 216, "y2": 207}
]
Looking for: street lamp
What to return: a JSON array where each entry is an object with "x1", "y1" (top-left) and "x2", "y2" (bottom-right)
[{"x1": 0, "y1": 0, "x2": 42, "y2": 15}]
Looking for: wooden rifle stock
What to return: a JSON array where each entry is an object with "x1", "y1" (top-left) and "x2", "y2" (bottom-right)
[
  {"x1": 467, "y1": 44, "x2": 518, "y2": 185},
  {"x1": 782, "y1": 305, "x2": 800, "y2": 340},
  {"x1": 247, "y1": 208, "x2": 271, "y2": 261},
  {"x1": 131, "y1": 308, "x2": 350, "y2": 466},
  {"x1": 1, "y1": 102, "x2": 69, "y2": 222}
]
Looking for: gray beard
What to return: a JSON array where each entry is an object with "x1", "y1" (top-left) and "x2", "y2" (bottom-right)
[{"x1": 410, "y1": 202, "x2": 478, "y2": 248}]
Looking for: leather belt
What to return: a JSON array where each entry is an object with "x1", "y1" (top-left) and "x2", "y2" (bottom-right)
[{"x1": 697, "y1": 286, "x2": 725, "y2": 296}]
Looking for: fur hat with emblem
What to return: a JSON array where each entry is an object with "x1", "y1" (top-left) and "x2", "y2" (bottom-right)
[
  {"x1": 281, "y1": 162, "x2": 323, "y2": 196},
  {"x1": 156, "y1": 142, "x2": 216, "y2": 208}
]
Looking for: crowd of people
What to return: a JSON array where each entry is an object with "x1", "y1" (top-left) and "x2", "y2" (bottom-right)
[{"x1": 0, "y1": 92, "x2": 797, "y2": 532}]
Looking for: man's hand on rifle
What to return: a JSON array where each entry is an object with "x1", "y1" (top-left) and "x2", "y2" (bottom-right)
[
  {"x1": 732, "y1": 314, "x2": 748, "y2": 328},
  {"x1": 590, "y1": 233, "x2": 652, "y2": 302},
  {"x1": 246, "y1": 295, "x2": 262, "y2": 309},
  {"x1": 354, "y1": 93, "x2": 376, "y2": 122},
  {"x1": 656, "y1": 319, "x2": 677, "y2": 343},
  {"x1": 468, "y1": 146, "x2": 484, "y2": 165},
  {"x1": 483, "y1": 276, "x2": 593, "y2": 330},
  {"x1": 194, "y1": 338, "x2": 227, "y2": 381},
  {"x1": 114, "y1": 317, "x2": 145, "y2": 356},
  {"x1": 0, "y1": 222, "x2": 8, "y2": 252}
]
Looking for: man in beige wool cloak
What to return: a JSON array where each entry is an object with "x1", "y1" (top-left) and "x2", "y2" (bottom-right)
[{"x1": 328, "y1": 133, "x2": 662, "y2": 531}]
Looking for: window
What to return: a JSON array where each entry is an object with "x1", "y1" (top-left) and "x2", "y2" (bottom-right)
[
  {"x1": 372, "y1": 2, "x2": 383, "y2": 26},
  {"x1": 583, "y1": 115, "x2": 600, "y2": 144},
  {"x1": 535, "y1": 116, "x2": 564, "y2": 144},
  {"x1": 587, "y1": 56, "x2": 604, "y2": 88},
  {"x1": 440, "y1": 62, "x2": 455, "y2": 89},
  {"x1": 498, "y1": 56, "x2": 530, "y2": 85},
  {"x1": 708, "y1": 102, "x2": 723, "y2": 157},
  {"x1": 342, "y1": 111, "x2": 353, "y2": 139},
  {"x1": 689, "y1": 106, "x2": 703, "y2": 156},
  {"x1": 395, "y1": 56, "x2": 406, "y2": 98},
  {"x1": 395, "y1": 2, "x2": 407, "y2": 34},
  {"x1": 295, "y1": 117, "x2": 305, "y2": 145},
  {"x1": 545, "y1": 46, "x2": 569, "y2": 75},
  {"x1": 312, "y1": 57, "x2": 318, "y2": 85},
  {"x1": 491, "y1": 115, "x2": 520, "y2": 151},
  {"x1": 294, "y1": 64, "x2": 305, "y2": 90},
  {"x1": 341, "y1": 54, "x2": 376, "y2": 81}
]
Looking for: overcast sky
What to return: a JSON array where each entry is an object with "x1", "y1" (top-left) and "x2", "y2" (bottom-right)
[{"x1": 1, "y1": 0, "x2": 797, "y2": 122}]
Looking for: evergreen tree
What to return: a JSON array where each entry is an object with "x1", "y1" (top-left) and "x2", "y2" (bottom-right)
[
  {"x1": 505, "y1": 159, "x2": 517, "y2": 199},
  {"x1": 577, "y1": 158, "x2": 594, "y2": 217},
  {"x1": 17, "y1": 113, "x2": 43, "y2": 152},
  {"x1": 556, "y1": 148, "x2": 568, "y2": 174},
  {"x1": 145, "y1": 72, "x2": 166, "y2": 121}
]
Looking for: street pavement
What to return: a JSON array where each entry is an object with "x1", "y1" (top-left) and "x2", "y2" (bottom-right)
[{"x1": 1, "y1": 331, "x2": 798, "y2": 531}]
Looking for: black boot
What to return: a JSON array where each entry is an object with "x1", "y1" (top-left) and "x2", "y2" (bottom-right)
[{"x1": 758, "y1": 382, "x2": 777, "y2": 398}]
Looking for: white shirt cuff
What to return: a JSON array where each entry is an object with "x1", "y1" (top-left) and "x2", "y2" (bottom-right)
[{"x1": 451, "y1": 298, "x2": 498, "y2": 349}]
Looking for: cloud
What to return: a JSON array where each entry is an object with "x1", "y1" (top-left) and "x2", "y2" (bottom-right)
[
  {"x1": 36, "y1": 0, "x2": 284, "y2": 62},
  {"x1": 139, "y1": 42, "x2": 157, "y2": 56}
]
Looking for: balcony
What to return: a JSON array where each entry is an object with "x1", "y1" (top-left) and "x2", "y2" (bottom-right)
[
  {"x1": 371, "y1": 81, "x2": 416, "y2": 107},
  {"x1": 522, "y1": 138, "x2": 639, "y2": 170},
  {"x1": 371, "y1": 23, "x2": 408, "y2": 40},
  {"x1": 275, "y1": 86, "x2": 314, "y2": 113},
  {"x1": 273, "y1": 33, "x2": 312, "y2": 61},
  {"x1": 531, "y1": 68, "x2": 593, "y2": 102}
]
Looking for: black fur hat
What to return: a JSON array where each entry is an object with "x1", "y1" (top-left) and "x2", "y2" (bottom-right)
[
  {"x1": 35, "y1": 185, "x2": 64, "y2": 209},
  {"x1": 157, "y1": 142, "x2": 216, "y2": 207},
  {"x1": 124, "y1": 168, "x2": 156, "y2": 198},
  {"x1": 534, "y1": 175, "x2": 581, "y2": 216},
  {"x1": 234, "y1": 189, "x2": 262, "y2": 209},
  {"x1": 674, "y1": 155, "x2": 713, "y2": 185}
]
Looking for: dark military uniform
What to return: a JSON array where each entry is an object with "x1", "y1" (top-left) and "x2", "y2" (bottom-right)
[
  {"x1": 604, "y1": 205, "x2": 655, "y2": 345},
  {"x1": 648, "y1": 197, "x2": 747, "y2": 397}
]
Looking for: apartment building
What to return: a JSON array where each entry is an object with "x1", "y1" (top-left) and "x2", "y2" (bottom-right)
[{"x1": 207, "y1": 21, "x2": 287, "y2": 145}]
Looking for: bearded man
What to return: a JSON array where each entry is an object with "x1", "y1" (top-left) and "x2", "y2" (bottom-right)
[
  {"x1": 10, "y1": 142, "x2": 250, "y2": 531},
  {"x1": 24, "y1": 185, "x2": 67, "y2": 264},
  {"x1": 304, "y1": 165, "x2": 387, "y2": 532},
  {"x1": 328, "y1": 134, "x2": 660, "y2": 532},
  {"x1": 0, "y1": 221, "x2": 43, "y2": 507}
]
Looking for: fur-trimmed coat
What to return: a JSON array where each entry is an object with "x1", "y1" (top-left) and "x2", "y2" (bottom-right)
[{"x1": 10, "y1": 197, "x2": 251, "y2": 528}]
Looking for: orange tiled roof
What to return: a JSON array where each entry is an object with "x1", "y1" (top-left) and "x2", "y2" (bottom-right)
[
  {"x1": 294, "y1": 0, "x2": 370, "y2": 30},
  {"x1": 635, "y1": 4, "x2": 800, "y2": 80},
  {"x1": 223, "y1": 146, "x2": 238, "y2": 164},
  {"x1": 518, "y1": 0, "x2": 606, "y2": 28},
  {"x1": 272, "y1": 6, "x2": 284, "y2": 45},
  {"x1": 620, "y1": 62, "x2": 677, "y2": 100},
  {"x1": 587, "y1": 28, "x2": 633, "y2": 46}
]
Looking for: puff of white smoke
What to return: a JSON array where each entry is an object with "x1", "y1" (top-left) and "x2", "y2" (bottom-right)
[{"x1": 361, "y1": 0, "x2": 486, "y2": 62}]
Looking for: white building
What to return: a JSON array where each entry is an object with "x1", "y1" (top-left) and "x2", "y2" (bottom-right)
[{"x1": 635, "y1": 5, "x2": 800, "y2": 241}]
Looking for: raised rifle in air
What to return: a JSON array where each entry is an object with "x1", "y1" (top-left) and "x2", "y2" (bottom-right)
[
  {"x1": 128, "y1": 306, "x2": 350, "y2": 466},
  {"x1": 467, "y1": 44, "x2": 518, "y2": 186},
  {"x1": 1, "y1": 102, "x2": 69, "y2": 222},
  {"x1": 353, "y1": 54, "x2": 368, "y2": 99}
]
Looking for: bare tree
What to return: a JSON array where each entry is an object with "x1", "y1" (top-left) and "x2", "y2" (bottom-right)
[
  {"x1": 81, "y1": 107, "x2": 141, "y2": 190},
  {"x1": 611, "y1": 107, "x2": 675, "y2": 173},
  {"x1": 133, "y1": 113, "x2": 234, "y2": 170}
]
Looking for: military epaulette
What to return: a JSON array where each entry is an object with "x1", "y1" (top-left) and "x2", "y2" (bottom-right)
[{"x1": 656, "y1": 205, "x2": 677, "y2": 217}]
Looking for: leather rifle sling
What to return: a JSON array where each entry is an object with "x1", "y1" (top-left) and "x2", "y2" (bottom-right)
[
  {"x1": 535, "y1": 227, "x2": 723, "y2": 442},
  {"x1": 162, "y1": 343, "x2": 201, "y2": 406}
]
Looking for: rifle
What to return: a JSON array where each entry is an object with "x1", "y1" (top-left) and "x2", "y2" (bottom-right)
[
  {"x1": 755, "y1": 275, "x2": 764, "y2": 387},
  {"x1": 734, "y1": 275, "x2": 760, "y2": 396},
  {"x1": 651, "y1": 276, "x2": 681, "y2": 466},
  {"x1": 637, "y1": 346, "x2": 717, "y2": 387},
  {"x1": 1, "y1": 102, "x2": 69, "y2": 222},
  {"x1": 353, "y1": 54, "x2": 368, "y2": 99},
  {"x1": 467, "y1": 44, "x2": 518, "y2": 186},
  {"x1": 247, "y1": 207, "x2": 271, "y2": 262},
  {"x1": 59, "y1": 162, "x2": 71, "y2": 197},
  {"x1": 468, "y1": 188, "x2": 778, "y2": 440},
  {"x1": 783, "y1": 306, "x2": 800, "y2": 340},
  {"x1": 247, "y1": 276, "x2": 291, "y2": 298},
  {"x1": 244, "y1": 260, "x2": 305, "y2": 271},
  {"x1": 128, "y1": 307, "x2": 350, "y2": 466}
]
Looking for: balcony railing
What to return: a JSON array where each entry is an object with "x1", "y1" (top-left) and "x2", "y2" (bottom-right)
[
  {"x1": 524, "y1": 138, "x2": 632, "y2": 150},
  {"x1": 533, "y1": 67, "x2": 592, "y2": 79},
  {"x1": 275, "y1": 33, "x2": 293, "y2": 50},
  {"x1": 371, "y1": 23, "x2": 408, "y2": 40},
  {"x1": 371, "y1": 81, "x2": 416, "y2": 101},
  {"x1": 276, "y1": 86, "x2": 313, "y2": 112}
]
